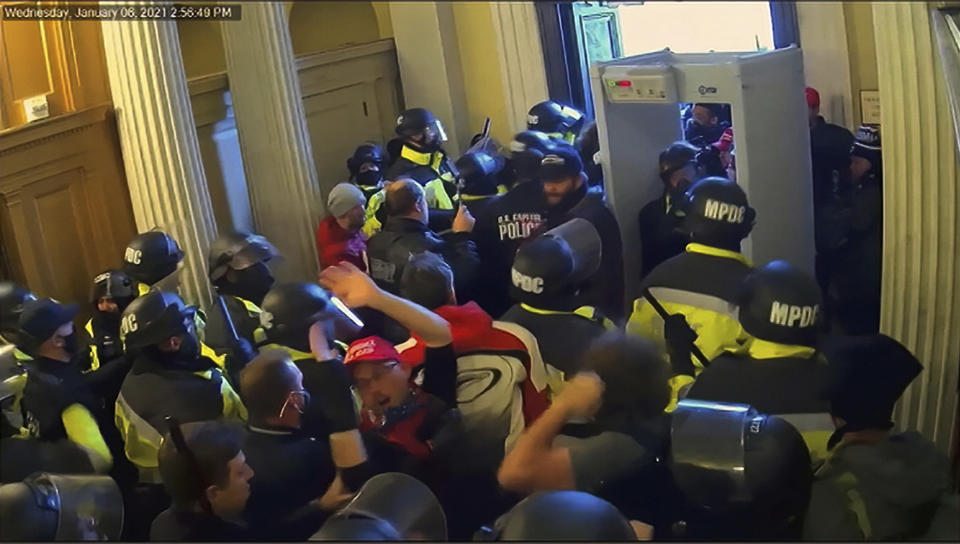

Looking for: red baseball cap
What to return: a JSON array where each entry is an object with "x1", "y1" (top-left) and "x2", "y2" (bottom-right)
[
  {"x1": 344, "y1": 336, "x2": 404, "y2": 368},
  {"x1": 805, "y1": 87, "x2": 820, "y2": 108}
]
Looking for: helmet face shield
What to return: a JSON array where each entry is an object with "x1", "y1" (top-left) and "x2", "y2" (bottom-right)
[
  {"x1": 231, "y1": 236, "x2": 280, "y2": 271},
  {"x1": 424, "y1": 119, "x2": 448, "y2": 145}
]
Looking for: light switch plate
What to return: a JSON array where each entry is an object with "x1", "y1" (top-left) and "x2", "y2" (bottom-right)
[{"x1": 23, "y1": 94, "x2": 50, "y2": 122}]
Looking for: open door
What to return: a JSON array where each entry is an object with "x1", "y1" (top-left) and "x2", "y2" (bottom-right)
[{"x1": 571, "y1": 2, "x2": 623, "y2": 119}]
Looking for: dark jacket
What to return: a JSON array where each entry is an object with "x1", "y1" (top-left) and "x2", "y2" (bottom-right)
[
  {"x1": 804, "y1": 432, "x2": 959, "y2": 541},
  {"x1": 638, "y1": 191, "x2": 688, "y2": 278},
  {"x1": 205, "y1": 295, "x2": 262, "y2": 361},
  {"x1": 832, "y1": 177, "x2": 882, "y2": 335},
  {"x1": 809, "y1": 116, "x2": 855, "y2": 206},
  {"x1": 500, "y1": 303, "x2": 609, "y2": 376},
  {"x1": 366, "y1": 217, "x2": 480, "y2": 301},
  {"x1": 543, "y1": 183, "x2": 626, "y2": 324},
  {"x1": 20, "y1": 356, "x2": 101, "y2": 442},
  {"x1": 0, "y1": 436, "x2": 94, "y2": 483},
  {"x1": 242, "y1": 425, "x2": 336, "y2": 540},
  {"x1": 471, "y1": 181, "x2": 546, "y2": 318},
  {"x1": 151, "y1": 507, "x2": 254, "y2": 541},
  {"x1": 384, "y1": 144, "x2": 459, "y2": 211},
  {"x1": 684, "y1": 119, "x2": 730, "y2": 148}
]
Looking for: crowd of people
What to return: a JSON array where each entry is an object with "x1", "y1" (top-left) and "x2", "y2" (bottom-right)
[{"x1": 0, "y1": 92, "x2": 956, "y2": 542}]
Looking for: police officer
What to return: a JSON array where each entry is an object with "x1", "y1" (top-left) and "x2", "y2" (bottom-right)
[
  {"x1": 257, "y1": 282, "x2": 370, "y2": 488},
  {"x1": 538, "y1": 144, "x2": 625, "y2": 323},
  {"x1": 470, "y1": 131, "x2": 558, "y2": 317},
  {"x1": 114, "y1": 290, "x2": 246, "y2": 487},
  {"x1": 638, "y1": 142, "x2": 701, "y2": 278},
  {"x1": 500, "y1": 219, "x2": 614, "y2": 384},
  {"x1": 122, "y1": 230, "x2": 185, "y2": 296},
  {"x1": 0, "y1": 473, "x2": 124, "y2": 540},
  {"x1": 0, "y1": 282, "x2": 36, "y2": 362},
  {"x1": 206, "y1": 231, "x2": 279, "y2": 361},
  {"x1": 385, "y1": 108, "x2": 458, "y2": 211},
  {"x1": 16, "y1": 298, "x2": 114, "y2": 474},
  {"x1": 527, "y1": 100, "x2": 585, "y2": 145},
  {"x1": 627, "y1": 177, "x2": 756, "y2": 410},
  {"x1": 85, "y1": 270, "x2": 136, "y2": 372},
  {"x1": 687, "y1": 261, "x2": 833, "y2": 461}
]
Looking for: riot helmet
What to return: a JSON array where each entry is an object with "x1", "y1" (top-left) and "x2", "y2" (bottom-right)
[
  {"x1": 311, "y1": 473, "x2": 447, "y2": 541},
  {"x1": 659, "y1": 141, "x2": 700, "y2": 190},
  {"x1": 509, "y1": 130, "x2": 559, "y2": 183},
  {"x1": 670, "y1": 399, "x2": 812, "y2": 539},
  {"x1": 119, "y1": 289, "x2": 197, "y2": 354},
  {"x1": 122, "y1": 230, "x2": 184, "y2": 286},
  {"x1": 259, "y1": 282, "x2": 349, "y2": 351},
  {"x1": 0, "y1": 473, "x2": 123, "y2": 541},
  {"x1": 680, "y1": 177, "x2": 755, "y2": 250},
  {"x1": 208, "y1": 232, "x2": 279, "y2": 305},
  {"x1": 347, "y1": 143, "x2": 386, "y2": 188},
  {"x1": 510, "y1": 218, "x2": 601, "y2": 310},
  {"x1": 455, "y1": 151, "x2": 503, "y2": 196},
  {"x1": 0, "y1": 282, "x2": 36, "y2": 345},
  {"x1": 90, "y1": 270, "x2": 136, "y2": 312},
  {"x1": 481, "y1": 490, "x2": 635, "y2": 541},
  {"x1": 396, "y1": 108, "x2": 447, "y2": 152},
  {"x1": 527, "y1": 101, "x2": 584, "y2": 142},
  {"x1": 738, "y1": 261, "x2": 822, "y2": 347}
]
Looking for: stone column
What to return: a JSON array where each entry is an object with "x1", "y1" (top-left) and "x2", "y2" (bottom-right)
[
  {"x1": 219, "y1": 1, "x2": 323, "y2": 282},
  {"x1": 873, "y1": 2, "x2": 959, "y2": 452},
  {"x1": 101, "y1": 13, "x2": 218, "y2": 307}
]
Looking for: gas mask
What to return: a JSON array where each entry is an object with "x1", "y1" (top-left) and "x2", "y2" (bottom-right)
[{"x1": 356, "y1": 163, "x2": 383, "y2": 188}]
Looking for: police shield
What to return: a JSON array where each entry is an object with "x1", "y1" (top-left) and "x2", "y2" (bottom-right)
[
  {"x1": 670, "y1": 399, "x2": 757, "y2": 508},
  {"x1": 21, "y1": 473, "x2": 123, "y2": 540},
  {"x1": 543, "y1": 218, "x2": 602, "y2": 284},
  {"x1": 313, "y1": 473, "x2": 446, "y2": 541}
]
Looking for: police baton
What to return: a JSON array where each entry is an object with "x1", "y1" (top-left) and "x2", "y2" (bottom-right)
[
  {"x1": 641, "y1": 288, "x2": 711, "y2": 369},
  {"x1": 213, "y1": 292, "x2": 255, "y2": 368}
]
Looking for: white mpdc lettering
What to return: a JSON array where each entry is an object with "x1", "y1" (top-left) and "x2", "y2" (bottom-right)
[
  {"x1": 703, "y1": 199, "x2": 745, "y2": 224},
  {"x1": 124, "y1": 247, "x2": 142, "y2": 265},
  {"x1": 769, "y1": 301, "x2": 819, "y2": 328},
  {"x1": 512, "y1": 269, "x2": 544, "y2": 294}
]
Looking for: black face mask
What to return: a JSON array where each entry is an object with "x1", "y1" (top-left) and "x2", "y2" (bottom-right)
[
  {"x1": 229, "y1": 262, "x2": 275, "y2": 306},
  {"x1": 62, "y1": 333, "x2": 79, "y2": 359},
  {"x1": 355, "y1": 170, "x2": 382, "y2": 188},
  {"x1": 179, "y1": 331, "x2": 201, "y2": 362}
]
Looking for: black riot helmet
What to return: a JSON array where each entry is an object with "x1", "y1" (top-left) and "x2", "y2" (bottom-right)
[
  {"x1": 122, "y1": 230, "x2": 184, "y2": 286},
  {"x1": 738, "y1": 261, "x2": 822, "y2": 347},
  {"x1": 659, "y1": 141, "x2": 700, "y2": 185},
  {"x1": 0, "y1": 282, "x2": 36, "y2": 344},
  {"x1": 207, "y1": 232, "x2": 279, "y2": 284},
  {"x1": 396, "y1": 108, "x2": 447, "y2": 151},
  {"x1": 680, "y1": 177, "x2": 755, "y2": 250},
  {"x1": 0, "y1": 473, "x2": 124, "y2": 541},
  {"x1": 527, "y1": 101, "x2": 585, "y2": 143},
  {"x1": 259, "y1": 282, "x2": 342, "y2": 350},
  {"x1": 455, "y1": 151, "x2": 503, "y2": 196},
  {"x1": 508, "y1": 130, "x2": 559, "y2": 183},
  {"x1": 312, "y1": 473, "x2": 447, "y2": 541},
  {"x1": 510, "y1": 218, "x2": 601, "y2": 310},
  {"x1": 347, "y1": 143, "x2": 386, "y2": 188},
  {"x1": 670, "y1": 400, "x2": 812, "y2": 540},
  {"x1": 90, "y1": 270, "x2": 136, "y2": 310},
  {"x1": 480, "y1": 490, "x2": 635, "y2": 541},
  {"x1": 119, "y1": 289, "x2": 196, "y2": 351}
]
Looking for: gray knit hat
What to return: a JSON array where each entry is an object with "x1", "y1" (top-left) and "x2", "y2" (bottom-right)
[{"x1": 327, "y1": 183, "x2": 366, "y2": 218}]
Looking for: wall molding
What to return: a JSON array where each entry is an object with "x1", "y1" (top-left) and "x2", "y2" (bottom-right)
[{"x1": 490, "y1": 2, "x2": 550, "y2": 135}]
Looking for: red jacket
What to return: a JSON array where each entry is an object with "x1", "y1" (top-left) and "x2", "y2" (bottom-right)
[
  {"x1": 397, "y1": 302, "x2": 551, "y2": 443},
  {"x1": 316, "y1": 215, "x2": 367, "y2": 272}
]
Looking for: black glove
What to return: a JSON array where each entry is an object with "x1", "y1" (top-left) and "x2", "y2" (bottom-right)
[
  {"x1": 300, "y1": 358, "x2": 360, "y2": 434},
  {"x1": 663, "y1": 313, "x2": 698, "y2": 378}
]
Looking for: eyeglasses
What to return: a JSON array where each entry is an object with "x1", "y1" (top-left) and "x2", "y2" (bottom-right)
[{"x1": 353, "y1": 362, "x2": 399, "y2": 391}]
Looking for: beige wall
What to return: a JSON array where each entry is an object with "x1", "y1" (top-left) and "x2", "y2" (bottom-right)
[
  {"x1": 178, "y1": 20, "x2": 227, "y2": 79},
  {"x1": 289, "y1": 1, "x2": 380, "y2": 56},
  {"x1": 844, "y1": 2, "x2": 879, "y2": 126}
]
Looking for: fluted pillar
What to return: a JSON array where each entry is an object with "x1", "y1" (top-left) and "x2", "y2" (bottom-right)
[
  {"x1": 101, "y1": 12, "x2": 217, "y2": 307},
  {"x1": 873, "y1": 2, "x2": 959, "y2": 452},
  {"x1": 219, "y1": 2, "x2": 323, "y2": 282}
]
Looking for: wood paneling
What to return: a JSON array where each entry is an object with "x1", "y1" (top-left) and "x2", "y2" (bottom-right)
[{"x1": 0, "y1": 105, "x2": 136, "y2": 313}]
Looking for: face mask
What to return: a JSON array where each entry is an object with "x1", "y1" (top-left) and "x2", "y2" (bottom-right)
[
  {"x1": 178, "y1": 331, "x2": 201, "y2": 362},
  {"x1": 356, "y1": 170, "x2": 382, "y2": 188},
  {"x1": 61, "y1": 332, "x2": 79, "y2": 358},
  {"x1": 279, "y1": 390, "x2": 311, "y2": 420},
  {"x1": 231, "y1": 262, "x2": 275, "y2": 305}
]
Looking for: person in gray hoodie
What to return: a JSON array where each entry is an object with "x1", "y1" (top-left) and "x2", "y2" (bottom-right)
[{"x1": 804, "y1": 334, "x2": 959, "y2": 541}]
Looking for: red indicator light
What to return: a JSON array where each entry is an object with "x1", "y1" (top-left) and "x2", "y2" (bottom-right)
[{"x1": 616, "y1": 80, "x2": 632, "y2": 87}]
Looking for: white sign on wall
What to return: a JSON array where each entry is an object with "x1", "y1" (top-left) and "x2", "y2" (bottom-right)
[{"x1": 860, "y1": 90, "x2": 881, "y2": 125}]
